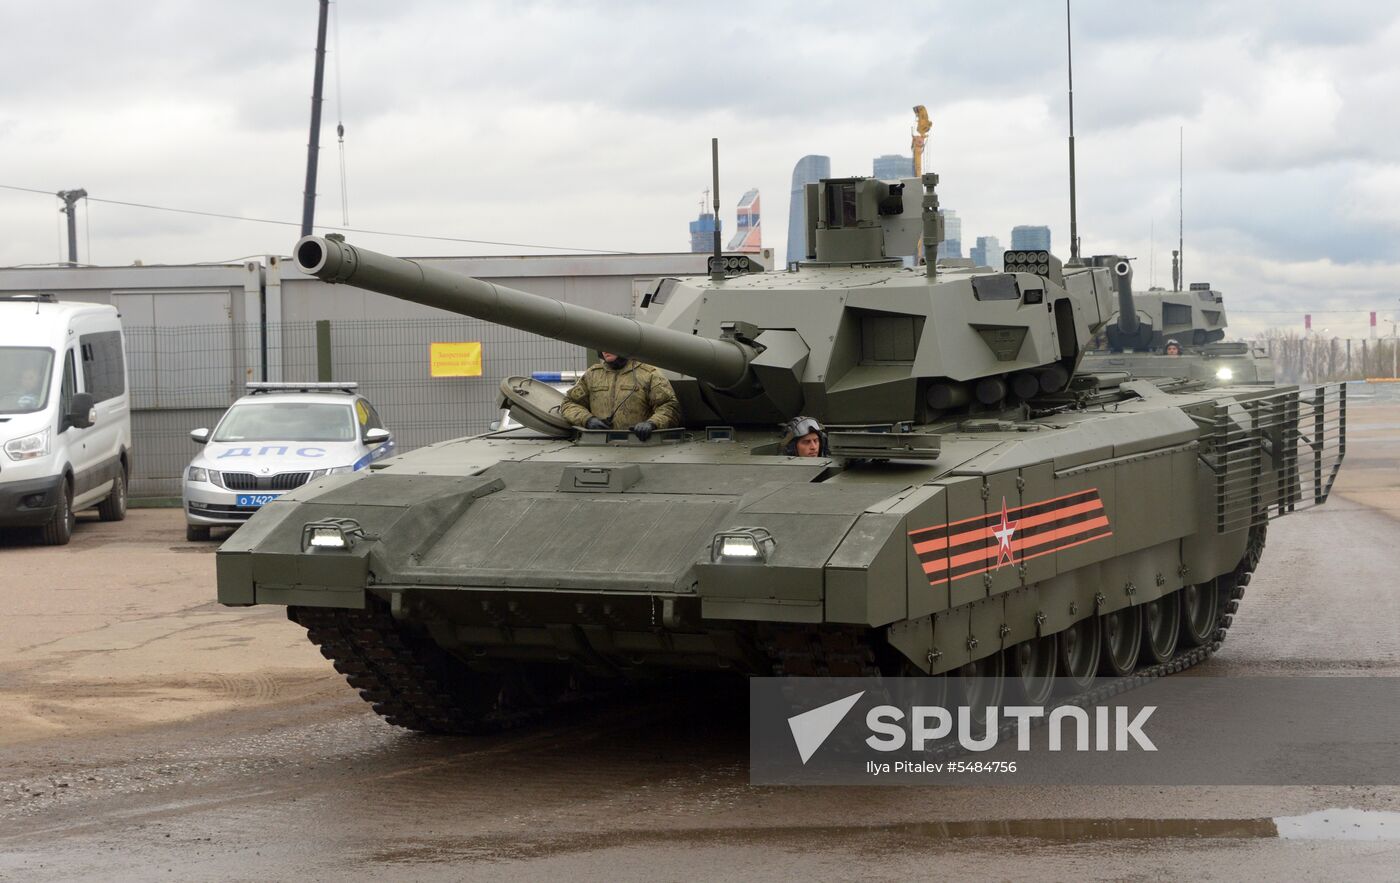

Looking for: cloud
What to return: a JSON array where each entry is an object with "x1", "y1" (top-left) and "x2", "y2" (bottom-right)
[{"x1": 0, "y1": 0, "x2": 1397, "y2": 342}]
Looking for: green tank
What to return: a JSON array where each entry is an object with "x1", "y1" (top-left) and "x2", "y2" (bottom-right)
[
  {"x1": 1081, "y1": 280, "x2": 1275, "y2": 385},
  {"x1": 217, "y1": 173, "x2": 1343, "y2": 731}
]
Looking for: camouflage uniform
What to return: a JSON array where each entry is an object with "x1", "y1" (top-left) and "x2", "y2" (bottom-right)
[{"x1": 561, "y1": 361, "x2": 681, "y2": 430}]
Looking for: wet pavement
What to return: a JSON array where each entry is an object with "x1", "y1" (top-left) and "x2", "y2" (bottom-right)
[{"x1": 1, "y1": 394, "x2": 1398, "y2": 881}]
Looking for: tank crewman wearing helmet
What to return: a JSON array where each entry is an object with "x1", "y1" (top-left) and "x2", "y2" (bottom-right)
[
  {"x1": 561, "y1": 351, "x2": 681, "y2": 441},
  {"x1": 1164, "y1": 339, "x2": 1182, "y2": 356},
  {"x1": 782, "y1": 415, "x2": 829, "y2": 458}
]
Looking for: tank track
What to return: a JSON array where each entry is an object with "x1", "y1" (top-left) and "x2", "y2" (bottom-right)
[
  {"x1": 292, "y1": 526, "x2": 1261, "y2": 738},
  {"x1": 290, "y1": 603, "x2": 543, "y2": 735}
]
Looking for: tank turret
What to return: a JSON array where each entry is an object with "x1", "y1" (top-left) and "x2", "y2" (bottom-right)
[
  {"x1": 1104, "y1": 283, "x2": 1229, "y2": 353},
  {"x1": 1084, "y1": 276, "x2": 1270, "y2": 384},
  {"x1": 296, "y1": 176, "x2": 1126, "y2": 426}
]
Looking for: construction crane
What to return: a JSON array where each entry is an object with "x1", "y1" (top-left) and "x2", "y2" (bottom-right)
[{"x1": 911, "y1": 105, "x2": 931, "y2": 176}]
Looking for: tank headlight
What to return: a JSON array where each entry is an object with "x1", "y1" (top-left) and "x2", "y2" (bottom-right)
[
  {"x1": 5, "y1": 428, "x2": 50, "y2": 461},
  {"x1": 307, "y1": 529, "x2": 348, "y2": 549},
  {"x1": 301, "y1": 517, "x2": 366, "y2": 551},
  {"x1": 1215, "y1": 367, "x2": 1234, "y2": 381},
  {"x1": 710, "y1": 527, "x2": 776, "y2": 563}
]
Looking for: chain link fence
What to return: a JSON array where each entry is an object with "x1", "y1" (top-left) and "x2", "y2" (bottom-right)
[
  {"x1": 1258, "y1": 334, "x2": 1400, "y2": 384},
  {"x1": 125, "y1": 319, "x2": 597, "y2": 498}
]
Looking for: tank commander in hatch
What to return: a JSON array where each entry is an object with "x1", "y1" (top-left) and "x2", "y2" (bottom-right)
[
  {"x1": 1164, "y1": 338, "x2": 1182, "y2": 356},
  {"x1": 783, "y1": 416, "x2": 829, "y2": 458},
  {"x1": 561, "y1": 351, "x2": 681, "y2": 441}
]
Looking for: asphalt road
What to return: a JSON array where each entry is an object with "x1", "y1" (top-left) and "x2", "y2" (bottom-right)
[{"x1": 1, "y1": 394, "x2": 1397, "y2": 882}]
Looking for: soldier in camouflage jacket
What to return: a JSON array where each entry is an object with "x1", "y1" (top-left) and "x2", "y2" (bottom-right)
[{"x1": 560, "y1": 352, "x2": 681, "y2": 440}]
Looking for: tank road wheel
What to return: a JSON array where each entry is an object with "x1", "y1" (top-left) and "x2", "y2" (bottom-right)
[
  {"x1": 1180, "y1": 579, "x2": 1219, "y2": 647},
  {"x1": 1099, "y1": 606, "x2": 1143, "y2": 677},
  {"x1": 1056, "y1": 616, "x2": 1100, "y2": 694},
  {"x1": 1008, "y1": 635, "x2": 1058, "y2": 706},
  {"x1": 883, "y1": 659, "x2": 950, "y2": 721},
  {"x1": 953, "y1": 650, "x2": 1006, "y2": 730},
  {"x1": 1141, "y1": 592, "x2": 1181, "y2": 664}
]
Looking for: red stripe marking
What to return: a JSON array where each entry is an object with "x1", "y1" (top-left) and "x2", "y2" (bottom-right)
[
  {"x1": 908, "y1": 488, "x2": 1103, "y2": 537},
  {"x1": 1016, "y1": 499, "x2": 1104, "y2": 531},
  {"x1": 912, "y1": 535, "x2": 950, "y2": 555},
  {"x1": 914, "y1": 497, "x2": 1104, "y2": 552},
  {"x1": 930, "y1": 525, "x2": 1115, "y2": 586},
  {"x1": 1013, "y1": 529, "x2": 1115, "y2": 566},
  {"x1": 944, "y1": 508, "x2": 1108, "y2": 569},
  {"x1": 1013, "y1": 515, "x2": 1110, "y2": 554}
]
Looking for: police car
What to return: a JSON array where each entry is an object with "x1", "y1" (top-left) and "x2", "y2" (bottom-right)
[{"x1": 182, "y1": 382, "x2": 393, "y2": 541}]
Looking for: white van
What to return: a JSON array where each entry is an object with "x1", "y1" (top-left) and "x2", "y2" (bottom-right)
[{"x1": 0, "y1": 294, "x2": 132, "y2": 544}]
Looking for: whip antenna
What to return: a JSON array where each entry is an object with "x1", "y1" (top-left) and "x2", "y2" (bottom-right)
[{"x1": 1065, "y1": 0, "x2": 1081, "y2": 266}]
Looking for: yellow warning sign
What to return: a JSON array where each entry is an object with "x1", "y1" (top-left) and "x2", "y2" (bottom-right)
[{"x1": 429, "y1": 342, "x2": 483, "y2": 378}]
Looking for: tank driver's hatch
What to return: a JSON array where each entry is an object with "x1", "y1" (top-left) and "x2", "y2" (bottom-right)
[{"x1": 497, "y1": 376, "x2": 574, "y2": 437}]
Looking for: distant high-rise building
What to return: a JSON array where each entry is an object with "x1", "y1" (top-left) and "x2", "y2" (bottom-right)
[
  {"x1": 1010, "y1": 225, "x2": 1051, "y2": 252},
  {"x1": 726, "y1": 189, "x2": 762, "y2": 254},
  {"x1": 970, "y1": 235, "x2": 1002, "y2": 268},
  {"x1": 872, "y1": 154, "x2": 914, "y2": 179},
  {"x1": 937, "y1": 209, "x2": 963, "y2": 259},
  {"x1": 786, "y1": 155, "x2": 831, "y2": 266},
  {"x1": 689, "y1": 201, "x2": 720, "y2": 254}
]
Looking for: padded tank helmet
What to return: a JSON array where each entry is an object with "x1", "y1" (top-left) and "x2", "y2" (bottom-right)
[{"x1": 782, "y1": 415, "x2": 829, "y2": 457}]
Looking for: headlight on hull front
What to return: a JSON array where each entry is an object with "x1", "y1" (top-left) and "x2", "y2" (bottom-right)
[
  {"x1": 710, "y1": 527, "x2": 777, "y2": 564},
  {"x1": 301, "y1": 517, "x2": 367, "y2": 551},
  {"x1": 1216, "y1": 367, "x2": 1235, "y2": 382}
]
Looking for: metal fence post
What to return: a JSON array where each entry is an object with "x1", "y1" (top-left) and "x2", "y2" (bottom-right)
[{"x1": 316, "y1": 320, "x2": 333, "y2": 381}]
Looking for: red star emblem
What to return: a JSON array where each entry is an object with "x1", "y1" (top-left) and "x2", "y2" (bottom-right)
[{"x1": 992, "y1": 497, "x2": 1018, "y2": 568}]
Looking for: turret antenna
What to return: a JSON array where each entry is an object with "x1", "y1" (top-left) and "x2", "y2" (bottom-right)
[
  {"x1": 1065, "y1": 0, "x2": 1081, "y2": 266},
  {"x1": 1178, "y1": 126, "x2": 1184, "y2": 290},
  {"x1": 711, "y1": 138, "x2": 723, "y2": 279}
]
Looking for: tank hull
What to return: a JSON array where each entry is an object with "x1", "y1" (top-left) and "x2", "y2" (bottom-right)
[{"x1": 218, "y1": 381, "x2": 1342, "y2": 729}]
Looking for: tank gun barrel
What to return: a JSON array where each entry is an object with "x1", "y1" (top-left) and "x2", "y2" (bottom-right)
[
  {"x1": 294, "y1": 236, "x2": 755, "y2": 389},
  {"x1": 1111, "y1": 257, "x2": 1139, "y2": 335}
]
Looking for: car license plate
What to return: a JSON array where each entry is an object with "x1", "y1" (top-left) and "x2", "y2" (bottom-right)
[{"x1": 235, "y1": 493, "x2": 282, "y2": 508}]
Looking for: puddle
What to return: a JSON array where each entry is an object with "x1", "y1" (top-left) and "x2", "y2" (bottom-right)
[
  {"x1": 1275, "y1": 808, "x2": 1400, "y2": 842},
  {"x1": 366, "y1": 809, "x2": 1400, "y2": 865}
]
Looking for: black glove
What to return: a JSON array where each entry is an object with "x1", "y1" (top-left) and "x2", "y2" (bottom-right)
[
  {"x1": 584, "y1": 417, "x2": 610, "y2": 430},
  {"x1": 631, "y1": 421, "x2": 656, "y2": 441}
]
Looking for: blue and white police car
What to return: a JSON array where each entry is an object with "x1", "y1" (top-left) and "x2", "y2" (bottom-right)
[{"x1": 182, "y1": 382, "x2": 394, "y2": 541}]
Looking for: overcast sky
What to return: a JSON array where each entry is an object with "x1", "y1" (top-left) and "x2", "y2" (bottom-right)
[{"x1": 2, "y1": 0, "x2": 1398, "y2": 336}]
